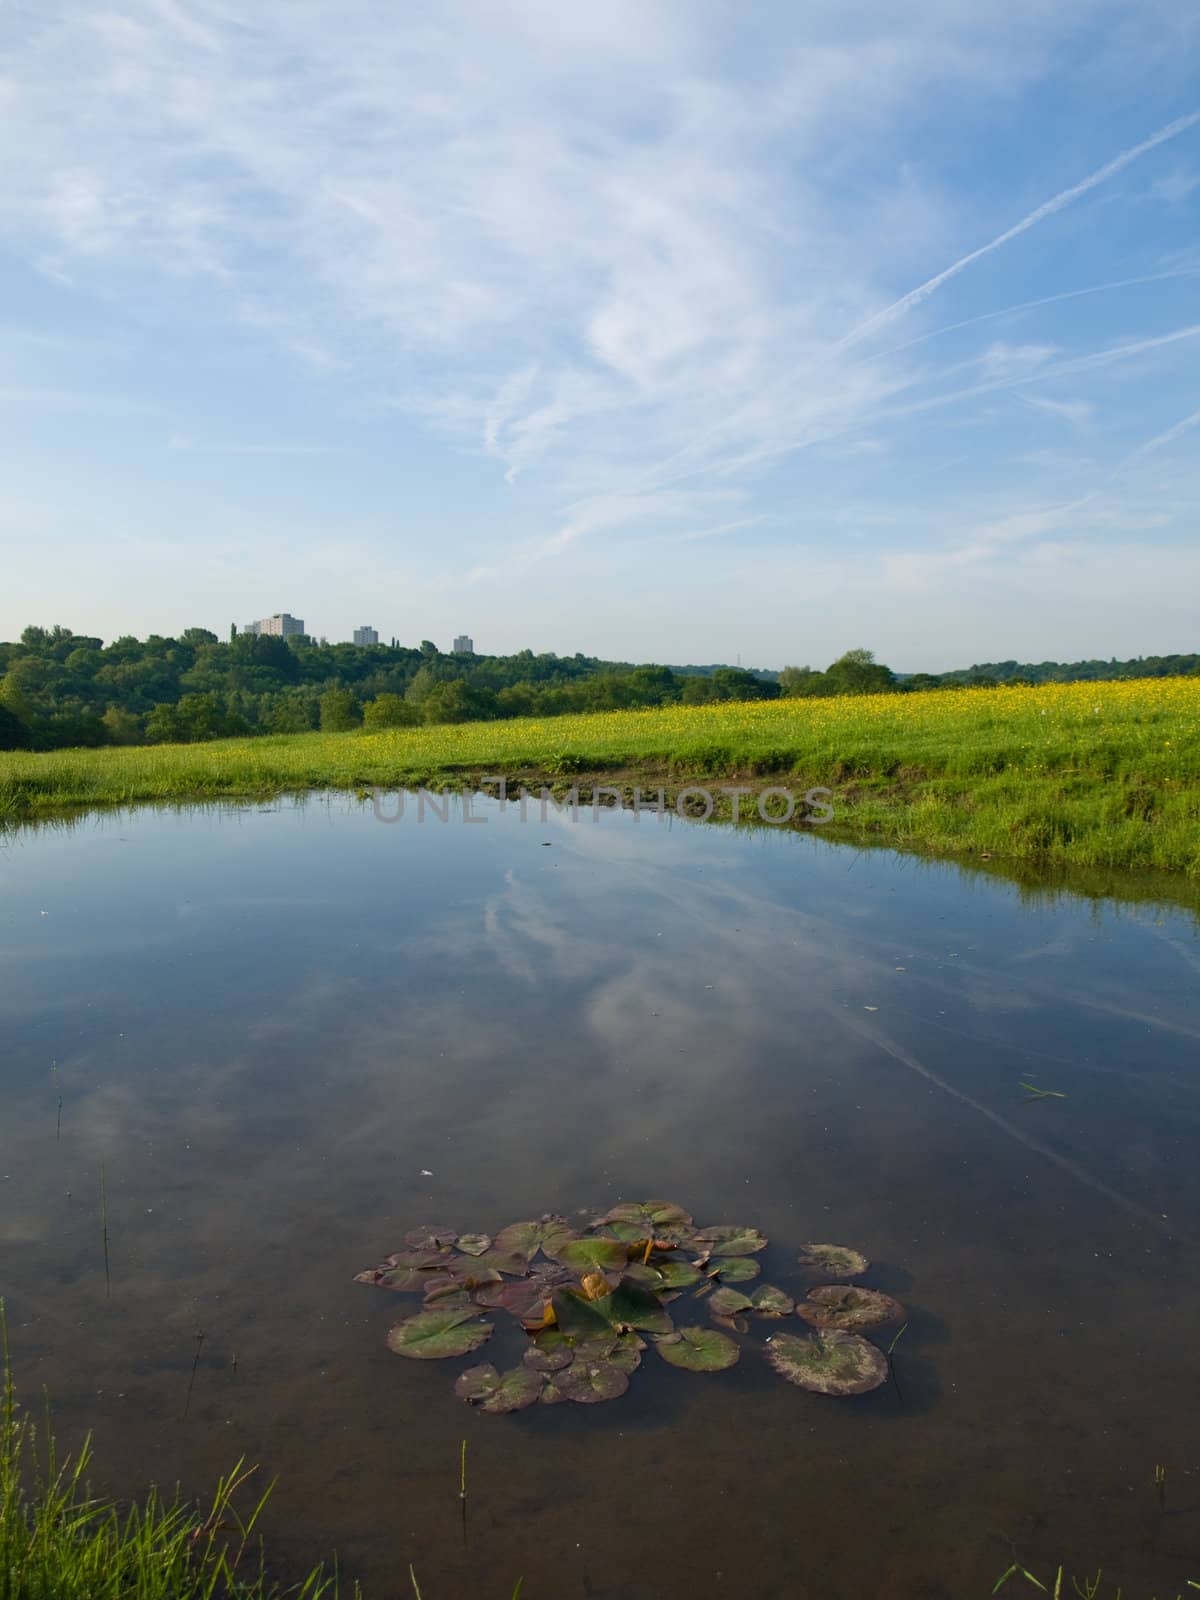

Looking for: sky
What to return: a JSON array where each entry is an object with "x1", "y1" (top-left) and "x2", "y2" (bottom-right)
[{"x1": 1, "y1": 2, "x2": 1198, "y2": 672}]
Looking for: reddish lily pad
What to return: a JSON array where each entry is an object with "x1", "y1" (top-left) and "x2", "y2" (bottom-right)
[
  {"x1": 356, "y1": 1264, "x2": 429, "y2": 1293},
  {"x1": 455, "y1": 1363, "x2": 543, "y2": 1413},
  {"x1": 404, "y1": 1227, "x2": 458, "y2": 1251},
  {"x1": 796, "y1": 1286, "x2": 905, "y2": 1332},
  {"x1": 796, "y1": 1244, "x2": 869, "y2": 1279},
  {"x1": 766, "y1": 1329, "x2": 887, "y2": 1395},
  {"x1": 552, "y1": 1357, "x2": 630, "y2": 1404},
  {"x1": 655, "y1": 1325, "x2": 740, "y2": 1373},
  {"x1": 386, "y1": 1307, "x2": 493, "y2": 1360},
  {"x1": 524, "y1": 1335, "x2": 575, "y2": 1373}
]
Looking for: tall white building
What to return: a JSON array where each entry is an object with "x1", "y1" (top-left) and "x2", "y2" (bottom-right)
[
  {"x1": 243, "y1": 613, "x2": 305, "y2": 637},
  {"x1": 452, "y1": 634, "x2": 474, "y2": 654},
  {"x1": 353, "y1": 625, "x2": 379, "y2": 646}
]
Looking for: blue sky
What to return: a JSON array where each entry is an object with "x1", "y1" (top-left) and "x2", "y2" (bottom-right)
[{"x1": 1, "y1": 2, "x2": 1197, "y2": 671}]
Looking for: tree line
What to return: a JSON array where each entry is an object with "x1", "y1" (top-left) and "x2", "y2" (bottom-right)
[{"x1": 0, "y1": 625, "x2": 1195, "y2": 751}]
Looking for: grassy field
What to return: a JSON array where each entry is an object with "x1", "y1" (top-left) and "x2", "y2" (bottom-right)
[{"x1": 2, "y1": 678, "x2": 1198, "y2": 876}]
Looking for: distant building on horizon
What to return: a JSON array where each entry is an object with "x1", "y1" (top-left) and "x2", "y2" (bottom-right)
[
  {"x1": 452, "y1": 634, "x2": 474, "y2": 654},
  {"x1": 353, "y1": 625, "x2": 379, "y2": 646},
  {"x1": 242, "y1": 613, "x2": 305, "y2": 638}
]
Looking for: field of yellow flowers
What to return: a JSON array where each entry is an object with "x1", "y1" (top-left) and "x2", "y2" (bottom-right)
[{"x1": 2, "y1": 679, "x2": 1198, "y2": 875}]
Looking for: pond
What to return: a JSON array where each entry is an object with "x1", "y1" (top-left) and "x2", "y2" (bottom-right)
[{"x1": 1, "y1": 794, "x2": 1198, "y2": 1598}]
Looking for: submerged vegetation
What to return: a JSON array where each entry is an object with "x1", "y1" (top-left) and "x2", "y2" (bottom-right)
[
  {"x1": 356, "y1": 1203, "x2": 905, "y2": 1408},
  {"x1": 2, "y1": 677, "x2": 1198, "y2": 877}
]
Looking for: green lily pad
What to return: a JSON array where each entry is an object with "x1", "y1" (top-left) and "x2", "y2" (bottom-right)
[
  {"x1": 494, "y1": 1217, "x2": 576, "y2": 1261},
  {"x1": 708, "y1": 1286, "x2": 753, "y2": 1317},
  {"x1": 655, "y1": 1260, "x2": 703, "y2": 1289},
  {"x1": 422, "y1": 1286, "x2": 475, "y2": 1314},
  {"x1": 599, "y1": 1201, "x2": 694, "y2": 1241},
  {"x1": 709, "y1": 1256, "x2": 761, "y2": 1284},
  {"x1": 597, "y1": 1220, "x2": 647, "y2": 1243},
  {"x1": 384, "y1": 1246, "x2": 455, "y2": 1270},
  {"x1": 691, "y1": 1225, "x2": 768, "y2": 1259},
  {"x1": 552, "y1": 1357, "x2": 630, "y2": 1404},
  {"x1": 454, "y1": 1363, "x2": 543, "y2": 1414},
  {"x1": 766, "y1": 1329, "x2": 887, "y2": 1395},
  {"x1": 456, "y1": 1233, "x2": 492, "y2": 1256},
  {"x1": 550, "y1": 1236, "x2": 629, "y2": 1273},
  {"x1": 404, "y1": 1227, "x2": 458, "y2": 1251},
  {"x1": 552, "y1": 1276, "x2": 673, "y2": 1339},
  {"x1": 796, "y1": 1243, "x2": 869, "y2": 1279},
  {"x1": 540, "y1": 1376, "x2": 570, "y2": 1405},
  {"x1": 655, "y1": 1325, "x2": 740, "y2": 1373},
  {"x1": 796, "y1": 1286, "x2": 905, "y2": 1331},
  {"x1": 386, "y1": 1306, "x2": 493, "y2": 1360},
  {"x1": 605, "y1": 1333, "x2": 645, "y2": 1375},
  {"x1": 750, "y1": 1285, "x2": 794, "y2": 1316}
]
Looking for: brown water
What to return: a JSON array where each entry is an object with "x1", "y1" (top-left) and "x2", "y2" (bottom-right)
[{"x1": 2, "y1": 794, "x2": 1199, "y2": 1598}]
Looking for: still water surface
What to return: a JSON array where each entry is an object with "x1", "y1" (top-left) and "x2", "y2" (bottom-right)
[{"x1": 1, "y1": 795, "x2": 1199, "y2": 1598}]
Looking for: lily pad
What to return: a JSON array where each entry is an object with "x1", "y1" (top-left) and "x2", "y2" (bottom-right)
[
  {"x1": 796, "y1": 1286, "x2": 905, "y2": 1332},
  {"x1": 422, "y1": 1286, "x2": 475, "y2": 1313},
  {"x1": 524, "y1": 1335, "x2": 575, "y2": 1373},
  {"x1": 691, "y1": 1225, "x2": 768, "y2": 1259},
  {"x1": 766, "y1": 1329, "x2": 887, "y2": 1395},
  {"x1": 655, "y1": 1325, "x2": 740, "y2": 1373},
  {"x1": 404, "y1": 1227, "x2": 458, "y2": 1251},
  {"x1": 386, "y1": 1307, "x2": 493, "y2": 1360},
  {"x1": 384, "y1": 1246, "x2": 455, "y2": 1271},
  {"x1": 454, "y1": 1363, "x2": 542, "y2": 1414},
  {"x1": 356, "y1": 1264, "x2": 429, "y2": 1293},
  {"x1": 750, "y1": 1285, "x2": 794, "y2": 1316},
  {"x1": 550, "y1": 1236, "x2": 629, "y2": 1273},
  {"x1": 708, "y1": 1286, "x2": 753, "y2": 1317},
  {"x1": 551, "y1": 1276, "x2": 674, "y2": 1339},
  {"x1": 796, "y1": 1243, "x2": 869, "y2": 1279},
  {"x1": 456, "y1": 1233, "x2": 492, "y2": 1257},
  {"x1": 709, "y1": 1256, "x2": 761, "y2": 1284},
  {"x1": 552, "y1": 1357, "x2": 630, "y2": 1404},
  {"x1": 494, "y1": 1217, "x2": 576, "y2": 1261},
  {"x1": 605, "y1": 1333, "x2": 645, "y2": 1375},
  {"x1": 598, "y1": 1201, "x2": 694, "y2": 1241}
]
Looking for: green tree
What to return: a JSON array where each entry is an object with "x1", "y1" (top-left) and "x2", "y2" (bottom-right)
[
  {"x1": 363, "y1": 693, "x2": 420, "y2": 729},
  {"x1": 320, "y1": 687, "x2": 362, "y2": 731},
  {"x1": 101, "y1": 706, "x2": 143, "y2": 744},
  {"x1": 0, "y1": 703, "x2": 30, "y2": 749},
  {"x1": 824, "y1": 649, "x2": 895, "y2": 694}
]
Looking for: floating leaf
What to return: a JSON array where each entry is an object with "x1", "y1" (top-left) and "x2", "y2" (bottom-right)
[
  {"x1": 456, "y1": 1233, "x2": 492, "y2": 1257},
  {"x1": 548, "y1": 1236, "x2": 628, "y2": 1273},
  {"x1": 471, "y1": 1250, "x2": 533, "y2": 1278},
  {"x1": 384, "y1": 1247, "x2": 455, "y2": 1271},
  {"x1": 750, "y1": 1285, "x2": 794, "y2": 1316},
  {"x1": 655, "y1": 1325, "x2": 740, "y2": 1373},
  {"x1": 494, "y1": 1217, "x2": 576, "y2": 1261},
  {"x1": 552, "y1": 1357, "x2": 630, "y2": 1404},
  {"x1": 598, "y1": 1201, "x2": 694, "y2": 1242},
  {"x1": 540, "y1": 1377, "x2": 570, "y2": 1406},
  {"x1": 656, "y1": 1260, "x2": 703, "y2": 1289},
  {"x1": 454, "y1": 1363, "x2": 542, "y2": 1414},
  {"x1": 404, "y1": 1227, "x2": 458, "y2": 1251},
  {"x1": 766, "y1": 1330, "x2": 887, "y2": 1395},
  {"x1": 691, "y1": 1226, "x2": 767, "y2": 1259},
  {"x1": 606, "y1": 1277, "x2": 675, "y2": 1334},
  {"x1": 709, "y1": 1256, "x2": 761, "y2": 1284},
  {"x1": 796, "y1": 1286, "x2": 906, "y2": 1332},
  {"x1": 605, "y1": 1333, "x2": 645, "y2": 1375},
  {"x1": 708, "y1": 1286, "x2": 753, "y2": 1317},
  {"x1": 386, "y1": 1307, "x2": 493, "y2": 1360},
  {"x1": 357, "y1": 1264, "x2": 429, "y2": 1293},
  {"x1": 524, "y1": 1334, "x2": 575, "y2": 1373},
  {"x1": 796, "y1": 1244, "x2": 869, "y2": 1279},
  {"x1": 597, "y1": 1220, "x2": 646, "y2": 1244},
  {"x1": 422, "y1": 1287, "x2": 475, "y2": 1314}
]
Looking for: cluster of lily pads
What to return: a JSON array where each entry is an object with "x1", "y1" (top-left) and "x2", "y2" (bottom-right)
[{"x1": 354, "y1": 1201, "x2": 905, "y2": 1413}]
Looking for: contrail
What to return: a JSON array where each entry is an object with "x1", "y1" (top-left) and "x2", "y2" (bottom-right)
[
  {"x1": 1118, "y1": 402, "x2": 1200, "y2": 469},
  {"x1": 868, "y1": 267, "x2": 1200, "y2": 362},
  {"x1": 841, "y1": 110, "x2": 1200, "y2": 349},
  {"x1": 843, "y1": 1014, "x2": 1190, "y2": 1245}
]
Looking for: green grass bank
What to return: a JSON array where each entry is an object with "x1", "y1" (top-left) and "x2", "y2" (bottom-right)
[{"x1": 1, "y1": 678, "x2": 1198, "y2": 876}]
